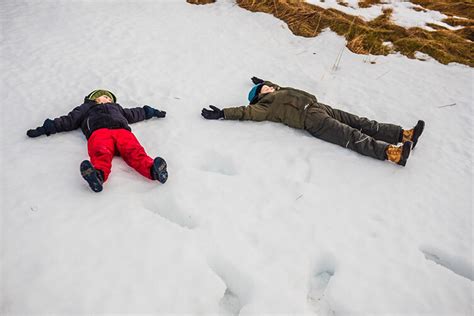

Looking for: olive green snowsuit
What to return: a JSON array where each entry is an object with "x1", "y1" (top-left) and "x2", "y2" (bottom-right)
[{"x1": 222, "y1": 81, "x2": 402, "y2": 160}]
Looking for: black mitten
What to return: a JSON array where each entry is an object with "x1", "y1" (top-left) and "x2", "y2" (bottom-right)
[
  {"x1": 27, "y1": 126, "x2": 46, "y2": 138},
  {"x1": 143, "y1": 105, "x2": 166, "y2": 119},
  {"x1": 27, "y1": 119, "x2": 56, "y2": 138},
  {"x1": 201, "y1": 105, "x2": 224, "y2": 120}
]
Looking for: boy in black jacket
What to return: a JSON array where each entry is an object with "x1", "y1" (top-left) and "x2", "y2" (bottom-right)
[{"x1": 27, "y1": 89, "x2": 168, "y2": 192}]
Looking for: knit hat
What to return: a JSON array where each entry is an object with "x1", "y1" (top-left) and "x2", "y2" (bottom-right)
[
  {"x1": 248, "y1": 84, "x2": 263, "y2": 104},
  {"x1": 86, "y1": 89, "x2": 117, "y2": 103}
]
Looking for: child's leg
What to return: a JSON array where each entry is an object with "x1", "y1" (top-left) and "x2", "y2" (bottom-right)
[
  {"x1": 318, "y1": 103, "x2": 402, "y2": 144},
  {"x1": 305, "y1": 110, "x2": 388, "y2": 160},
  {"x1": 113, "y1": 129, "x2": 154, "y2": 179},
  {"x1": 87, "y1": 128, "x2": 116, "y2": 181}
]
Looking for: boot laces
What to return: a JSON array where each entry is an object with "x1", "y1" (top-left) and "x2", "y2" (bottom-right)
[
  {"x1": 402, "y1": 128, "x2": 414, "y2": 143},
  {"x1": 386, "y1": 145, "x2": 402, "y2": 163}
]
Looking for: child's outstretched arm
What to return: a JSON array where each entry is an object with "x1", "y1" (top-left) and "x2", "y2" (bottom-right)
[
  {"x1": 120, "y1": 105, "x2": 166, "y2": 124},
  {"x1": 26, "y1": 104, "x2": 89, "y2": 138},
  {"x1": 201, "y1": 103, "x2": 268, "y2": 122}
]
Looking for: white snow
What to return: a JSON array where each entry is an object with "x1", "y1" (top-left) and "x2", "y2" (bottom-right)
[
  {"x1": 305, "y1": 0, "x2": 384, "y2": 20},
  {"x1": 305, "y1": 0, "x2": 463, "y2": 30},
  {"x1": 1, "y1": 0, "x2": 473, "y2": 315}
]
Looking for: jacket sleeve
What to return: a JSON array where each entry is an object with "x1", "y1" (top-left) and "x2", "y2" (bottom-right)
[
  {"x1": 120, "y1": 106, "x2": 147, "y2": 124},
  {"x1": 53, "y1": 103, "x2": 89, "y2": 132},
  {"x1": 223, "y1": 103, "x2": 269, "y2": 121}
]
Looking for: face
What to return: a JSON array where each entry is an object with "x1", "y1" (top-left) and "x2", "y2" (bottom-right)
[
  {"x1": 95, "y1": 95, "x2": 113, "y2": 104},
  {"x1": 260, "y1": 85, "x2": 275, "y2": 95}
]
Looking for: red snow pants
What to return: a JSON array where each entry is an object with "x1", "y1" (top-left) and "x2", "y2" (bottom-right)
[{"x1": 87, "y1": 128, "x2": 154, "y2": 181}]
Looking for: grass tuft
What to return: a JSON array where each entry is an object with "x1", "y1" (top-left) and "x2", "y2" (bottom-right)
[
  {"x1": 186, "y1": 0, "x2": 216, "y2": 4},
  {"x1": 410, "y1": 0, "x2": 474, "y2": 20},
  {"x1": 358, "y1": 0, "x2": 382, "y2": 8}
]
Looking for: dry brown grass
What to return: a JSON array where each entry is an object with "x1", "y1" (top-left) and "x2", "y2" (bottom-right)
[
  {"x1": 336, "y1": 0, "x2": 350, "y2": 7},
  {"x1": 358, "y1": 0, "x2": 382, "y2": 9},
  {"x1": 356, "y1": 0, "x2": 474, "y2": 34},
  {"x1": 444, "y1": 17, "x2": 474, "y2": 27},
  {"x1": 186, "y1": 0, "x2": 216, "y2": 4},
  {"x1": 357, "y1": 0, "x2": 474, "y2": 20},
  {"x1": 442, "y1": 17, "x2": 474, "y2": 43},
  {"x1": 410, "y1": 0, "x2": 474, "y2": 20},
  {"x1": 234, "y1": 0, "x2": 473, "y2": 66},
  {"x1": 185, "y1": 0, "x2": 473, "y2": 66}
]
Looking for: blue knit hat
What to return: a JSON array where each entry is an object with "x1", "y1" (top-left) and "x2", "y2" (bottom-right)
[{"x1": 248, "y1": 84, "x2": 263, "y2": 104}]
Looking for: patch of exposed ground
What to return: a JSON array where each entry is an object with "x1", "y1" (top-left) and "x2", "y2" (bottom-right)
[{"x1": 188, "y1": 0, "x2": 473, "y2": 67}]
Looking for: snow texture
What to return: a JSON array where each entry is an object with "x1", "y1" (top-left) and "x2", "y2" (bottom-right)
[
  {"x1": 1, "y1": 0, "x2": 473, "y2": 315},
  {"x1": 305, "y1": 0, "x2": 463, "y2": 30}
]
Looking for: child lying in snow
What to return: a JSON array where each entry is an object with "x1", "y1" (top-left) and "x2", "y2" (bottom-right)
[
  {"x1": 27, "y1": 89, "x2": 168, "y2": 192},
  {"x1": 202, "y1": 77, "x2": 424, "y2": 166}
]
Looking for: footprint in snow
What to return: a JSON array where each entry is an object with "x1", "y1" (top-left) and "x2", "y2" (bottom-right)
[
  {"x1": 207, "y1": 256, "x2": 249, "y2": 315},
  {"x1": 307, "y1": 253, "x2": 337, "y2": 315},
  {"x1": 219, "y1": 288, "x2": 242, "y2": 316}
]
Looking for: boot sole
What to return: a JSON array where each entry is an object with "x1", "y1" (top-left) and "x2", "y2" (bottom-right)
[
  {"x1": 151, "y1": 157, "x2": 168, "y2": 184},
  {"x1": 80, "y1": 160, "x2": 103, "y2": 192},
  {"x1": 412, "y1": 120, "x2": 425, "y2": 149},
  {"x1": 398, "y1": 141, "x2": 412, "y2": 166}
]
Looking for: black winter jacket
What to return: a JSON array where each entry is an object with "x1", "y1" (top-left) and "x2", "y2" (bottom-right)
[{"x1": 53, "y1": 100, "x2": 148, "y2": 139}]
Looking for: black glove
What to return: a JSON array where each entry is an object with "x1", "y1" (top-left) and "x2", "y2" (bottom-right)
[
  {"x1": 27, "y1": 119, "x2": 56, "y2": 138},
  {"x1": 143, "y1": 105, "x2": 166, "y2": 119},
  {"x1": 27, "y1": 126, "x2": 46, "y2": 138},
  {"x1": 201, "y1": 105, "x2": 224, "y2": 120},
  {"x1": 251, "y1": 76, "x2": 264, "y2": 85}
]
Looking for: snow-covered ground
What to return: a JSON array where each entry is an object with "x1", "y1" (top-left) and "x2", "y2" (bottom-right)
[
  {"x1": 1, "y1": 0, "x2": 472, "y2": 315},
  {"x1": 305, "y1": 0, "x2": 463, "y2": 30}
]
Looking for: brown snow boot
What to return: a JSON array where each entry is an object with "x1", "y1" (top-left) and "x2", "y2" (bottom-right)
[{"x1": 386, "y1": 142, "x2": 412, "y2": 166}]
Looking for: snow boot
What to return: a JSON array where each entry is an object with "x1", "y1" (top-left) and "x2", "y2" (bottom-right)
[
  {"x1": 386, "y1": 141, "x2": 412, "y2": 166},
  {"x1": 80, "y1": 160, "x2": 104, "y2": 192},
  {"x1": 151, "y1": 157, "x2": 168, "y2": 184},
  {"x1": 402, "y1": 120, "x2": 425, "y2": 149}
]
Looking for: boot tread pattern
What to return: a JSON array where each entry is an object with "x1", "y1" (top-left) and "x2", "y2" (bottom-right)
[{"x1": 80, "y1": 160, "x2": 103, "y2": 193}]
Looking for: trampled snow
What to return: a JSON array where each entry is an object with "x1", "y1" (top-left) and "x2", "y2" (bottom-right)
[{"x1": 1, "y1": 0, "x2": 472, "y2": 315}]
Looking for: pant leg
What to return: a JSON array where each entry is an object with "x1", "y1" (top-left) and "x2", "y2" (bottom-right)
[
  {"x1": 113, "y1": 129, "x2": 154, "y2": 179},
  {"x1": 87, "y1": 128, "x2": 116, "y2": 181},
  {"x1": 318, "y1": 103, "x2": 402, "y2": 144},
  {"x1": 305, "y1": 109, "x2": 389, "y2": 160}
]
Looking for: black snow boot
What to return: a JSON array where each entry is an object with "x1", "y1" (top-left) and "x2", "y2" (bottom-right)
[
  {"x1": 151, "y1": 157, "x2": 168, "y2": 184},
  {"x1": 398, "y1": 141, "x2": 412, "y2": 166},
  {"x1": 403, "y1": 120, "x2": 425, "y2": 149},
  {"x1": 412, "y1": 120, "x2": 425, "y2": 149},
  {"x1": 80, "y1": 160, "x2": 104, "y2": 192}
]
